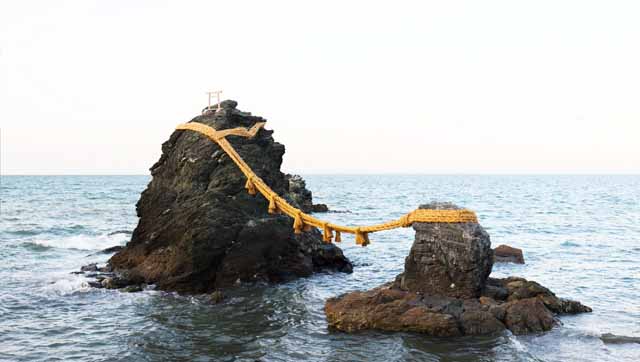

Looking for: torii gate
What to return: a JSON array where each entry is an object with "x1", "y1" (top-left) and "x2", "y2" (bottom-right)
[{"x1": 204, "y1": 90, "x2": 223, "y2": 114}]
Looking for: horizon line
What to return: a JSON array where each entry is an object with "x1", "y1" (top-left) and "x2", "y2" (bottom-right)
[{"x1": 2, "y1": 172, "x2": 640, "y2": 177}]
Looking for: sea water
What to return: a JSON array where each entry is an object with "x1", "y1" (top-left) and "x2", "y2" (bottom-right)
[{"x1": 1, "y1": 175, "x2": 639, "y2": 361}]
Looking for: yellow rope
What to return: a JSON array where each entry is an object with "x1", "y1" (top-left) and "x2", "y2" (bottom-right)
[{"x1": 176, "y1": 121, "x2": 479, "y2": 246}]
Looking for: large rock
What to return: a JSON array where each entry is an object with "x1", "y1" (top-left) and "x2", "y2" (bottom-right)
[
  {"x1": 398, "y1": 202, "x2": 493, "y2": 299},
  {"x1": 325, "y1": 275, "x2": 591, "y2": 336},
  {"x1": 325, "y1": 202, "x2": 591, "y2": 336},
  {"x1": 108, "y1": 101, "x2": 352, "y2": 293}
]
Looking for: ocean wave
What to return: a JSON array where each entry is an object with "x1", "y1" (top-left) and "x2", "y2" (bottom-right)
[
  {"x1": 25, "y1": 234, "x2": 127, "y2": 251},
  {"x1": 41, "y1": 277, "x2": 93, "y2": 296}
]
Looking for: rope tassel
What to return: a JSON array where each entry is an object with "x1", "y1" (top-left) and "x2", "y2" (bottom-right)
[
  {"x1": 334, "y1": 230, "x2": 341, "y2": 242},
  {"x1": 355, "y1": 228, "x2": 370, "y2": 247},
  {"x1": 268, "y1": 195, "x2": 278, "y2": 214},
  {"x1": 322, "y1": 223, "x2": 333, "y2": 243},
  {"x1": 245, "y1": 177, "x2": 257, "y2": 196},
  {"x1": 293, "y1": 211, "x2": 304, "y2": 234}
]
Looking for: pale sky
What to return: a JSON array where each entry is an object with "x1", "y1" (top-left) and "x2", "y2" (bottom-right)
[{"x1": 1, "y1": 0, "x2": 639, "y2": 175}]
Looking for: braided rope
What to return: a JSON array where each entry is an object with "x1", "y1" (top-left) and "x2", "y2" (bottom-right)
[{"x1": 176, "y1": 122, "x2": 478, "y2": 246}]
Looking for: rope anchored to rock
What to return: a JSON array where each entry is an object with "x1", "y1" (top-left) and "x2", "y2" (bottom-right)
[{"x1": 176, "y1": 121, "x2": 478, "y2": 246}]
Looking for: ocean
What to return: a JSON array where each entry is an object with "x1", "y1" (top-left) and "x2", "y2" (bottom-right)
[{"x1": 1, "y1": 175, "x2": 639, "y2": 361}]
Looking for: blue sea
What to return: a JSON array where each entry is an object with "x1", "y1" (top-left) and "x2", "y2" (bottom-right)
[{"x1": 1, "y1": 175, "x2": 639, "y2": 361}]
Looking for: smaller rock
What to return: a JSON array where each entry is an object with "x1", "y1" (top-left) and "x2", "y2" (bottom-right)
[
  {"x1": 600, "y1": 333, "x2": 640, "y2": 345},
  {"x1": 121, "y1": 285, "x2": 144, "y2": 293},
  {"x1": 101, "y1": 276, "x2": 130, "y2": 289},
  {"x1": 311, "y1": 204, "x2": 329, "y2": 213},
  {"x1": 98, "y1": 265, "x2": 113, "y2": 273},
  {"x1": 504, "y1": 298, "x2": 557, "y2": 334},
  {"x1": 209, "y1": 290, "x2": 224, "y2": 304},
  {"x1": 493, "y1": 244, "x2": 525, "y2": 264},
  {"x1": 100, "y1": 246, "x2": 124, "y2": 254},
  {"x1": 81, "y1": 263, "x2": 98, "y2": 272},
  {"x1": 107, "y1": 230, "x2": 132, "y2": 236},
  {"x1": 101, "y1": 277, "x2": 115, "y2": 289},
  {"x1": 88, "y1": 281, "x2": 104, "y2": 288}
]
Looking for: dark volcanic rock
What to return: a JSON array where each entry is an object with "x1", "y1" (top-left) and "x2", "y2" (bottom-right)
[
  {"x1": 108, "y1": 100, "x2": 351, "y2": 293},
  {"x1": 325, "y1": 202, "x2": 591, "y2": 336},
  {"x1": 311, "y1": 204, "x2": 329, "y2": 213},
  {"x1": 493, "y1": 244, "x2": 525, "y2": 264},
  {"x1": 398, "y1": 202, "x2": 493, "y2": 299}
]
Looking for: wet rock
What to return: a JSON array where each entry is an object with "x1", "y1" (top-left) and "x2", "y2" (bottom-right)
[
  {"x1": 600, "y1": 333, "x2": 640, "y2": 344},
  {"x1": 209, "y1": 290, "x2": 224, "y2": 304},
  {"x1": 324, "y1": 284, "x2": 461, "y2": 336},
  {"x1": 87, "y1": 281, "x2": 104, "y2": 288},
  {"x1": 101, "y1": 278, "x2": 115, "y2": 289},
  {"x1": 101, "y1": 276, "x2": 133, "y2": 289},
  {"x1": 325, "y1": 203, "x2": 591, "y2": 336},
  {"x1": 493, "y1": 244, "x2": 525, "y2": 264},
  {"x1": 398, "y1": 202, "x2": 493, "y2": 299},
  {"x1": 121, "y1": 285, "x2": 144, "y2": 293},
  {"x1": 107, "y1": 230, "x2": 132, "y2": 236},
  {"x1": 99, "y1": 246, "x2": 124, "y2": 254},
  {"x1": 80, "y1": 263, "x2": 98, "y2": 272},
  {"x1": 460, "y1": 310, "x2": 505, "y2": 335},
  {"x1": 109, "y1": 101, "x2": 351, "y2": 293},
  {"x1": 503, "y1": 298, "x2": 557, "y2": 334},
  {"x1": 311, "y1": 204, "x2": 329, "y2": 213}
]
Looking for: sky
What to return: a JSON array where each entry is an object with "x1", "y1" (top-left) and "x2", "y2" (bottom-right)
[{"x1": 1, "y1": 0, "x2": 639, "y2": 175}]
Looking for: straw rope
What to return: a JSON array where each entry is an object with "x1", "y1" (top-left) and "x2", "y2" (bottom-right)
[{"x1": 176, "y1": 121, "x2": 478, "y2": 246}]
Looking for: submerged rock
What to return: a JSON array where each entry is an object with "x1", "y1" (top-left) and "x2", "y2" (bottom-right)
[
  {"x1": 108, "y1": 100, "x2": 352, "y2": 293},
  {"x1": 325, "y1": 202, "x2": 591, "y2": 336},
  {"x1": 493, "y1": 244, "x2": 525, "y2": 264}
]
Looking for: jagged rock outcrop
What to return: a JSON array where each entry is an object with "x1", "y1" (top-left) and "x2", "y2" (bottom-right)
[
  {"x1": 493, "y1": 244, "x2": 525, "y2": 264},
  {"x1": 284, "y1": 174, "x2": 329, "y2": 213},
  {"x1": 107, "y1": 100, "x2": 352, "y2": 293},
  {"x1": 325, "y1": 202, "x2": 591, "y2": 336}
]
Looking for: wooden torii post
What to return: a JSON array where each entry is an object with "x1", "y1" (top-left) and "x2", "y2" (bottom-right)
[{"x1": 205, "y1": 90, "x2": 223, "y2": 114}]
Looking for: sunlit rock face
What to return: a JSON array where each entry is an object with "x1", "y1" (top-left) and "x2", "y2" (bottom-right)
[{"x1": 325, "y1": 203, "x2": 591, "y2": 336}]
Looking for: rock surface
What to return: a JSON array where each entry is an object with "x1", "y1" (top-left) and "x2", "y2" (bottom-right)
[
  {"x1": 107, "y1": 100, "x2": 352, "y2": 293},
  {"x1": 398, "y1": 202, "x2": 493, "y2": 299},
  {"x1": 493, "y1": 244, "x2": 525, "y2": 264},
  {"x1": 325, "y1": 203, "x2": 591, "y2": 336}
]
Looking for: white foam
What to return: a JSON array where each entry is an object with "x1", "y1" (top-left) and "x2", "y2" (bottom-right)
[
  {"x1": 42, "y1": 276, "x2": 92, "y2": 296},
  {"x1": 30, "y1": 233, "x2": 126, "y2": 251}
]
